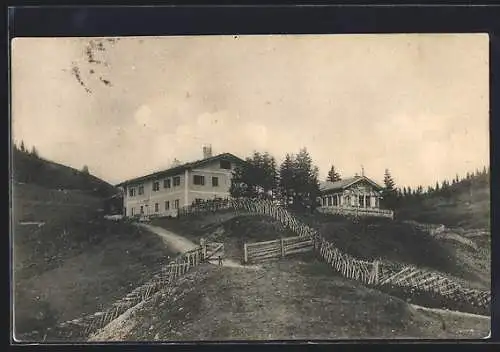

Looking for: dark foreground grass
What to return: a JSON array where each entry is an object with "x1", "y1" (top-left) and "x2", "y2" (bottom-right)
[
  {"x1": 100, "y1": 256, "x2": 489, "y2": 341},
  {"x1": 13, "y1": 184, "x2": 176, "y2": 338}
]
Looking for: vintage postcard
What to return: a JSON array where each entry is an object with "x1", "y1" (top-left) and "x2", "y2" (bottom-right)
[{"x1": 11, "y1": 34, "x2": 490, "y2": 342}]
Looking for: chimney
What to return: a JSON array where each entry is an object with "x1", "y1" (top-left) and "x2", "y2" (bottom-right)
[
  {"x1": 171, "y1": 158, "x2": 181, "y2": 167},
  {"x1": 361, "y1": 165, "x2": 365, "y2": 177},
  {"x1": 202, "y1": 144, "x2": 213, "y2": 159}
]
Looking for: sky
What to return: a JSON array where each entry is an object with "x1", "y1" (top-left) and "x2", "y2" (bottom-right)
[{"x1": 11, "y1": 34, "x2": 489, "y2": 188}]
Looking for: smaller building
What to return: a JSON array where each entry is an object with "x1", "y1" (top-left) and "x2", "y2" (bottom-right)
[{"x1": 318, "y1": 175, "x2": 394, "y2": 219}]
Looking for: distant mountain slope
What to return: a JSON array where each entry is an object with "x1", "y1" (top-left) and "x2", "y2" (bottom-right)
[
  {"x1": 396, "y1": 171, "x2": 490, "y2": 229},
  {"x1": 12, "y1": 148, "x2": 118, "y2": 199}
]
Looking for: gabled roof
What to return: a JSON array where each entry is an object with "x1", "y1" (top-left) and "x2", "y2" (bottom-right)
[
  {"x1": 320, "y1": 175, "x2": 383, "y2": 193},
  {"x1": 115, "y1": 153, "x2": 245, "y2": 187}
]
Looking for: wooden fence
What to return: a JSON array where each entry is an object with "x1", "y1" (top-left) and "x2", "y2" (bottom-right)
[
  {"x1": 317, "y1": 205, "x2": 394, "y2": 219},
  {"x1": 243, "y1": 236, "x2": 313, "y2": 263},
  {"x1": 179, "y1": 197, "x2": 491, "y2": 315},
  {"x1": 21, "y1": 241, "x2": 221, "y2": 342}
]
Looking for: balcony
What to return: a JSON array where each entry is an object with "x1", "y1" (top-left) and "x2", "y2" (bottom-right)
[{"x1": 317, "y1": 205, "x2": 394, "y2": 219}]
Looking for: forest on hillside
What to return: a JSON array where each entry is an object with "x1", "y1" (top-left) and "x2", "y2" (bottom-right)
[
  {"x1": 11, "y1": 140, "x2": 119, "y2": 199},
  {"x1": 227, "y1": 148, "x2": 490, "y2": 227}
]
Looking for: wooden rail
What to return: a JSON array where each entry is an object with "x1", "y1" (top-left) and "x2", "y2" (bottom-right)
[
  {"x1": 243, "y1": 236, "x2": 313, "y2": 263},
  {"x1": 317, "y1": 205, "x2": 394, "y2": 219},
  {"x1": 21, "y1": 240, "x2": 221, "y2": 342},
  {"x1": 179, "y1": 197, "x2": 490, "y2": 315}
]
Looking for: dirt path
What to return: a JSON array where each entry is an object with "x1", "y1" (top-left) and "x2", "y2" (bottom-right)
[{"x1": 136, "y1": 223, "x2": 261, "y2": 270}]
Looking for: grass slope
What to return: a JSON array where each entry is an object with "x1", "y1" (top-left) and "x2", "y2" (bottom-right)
[
  {"x1": 152, "y1": 213, "x2": 296, "y2": 261},
  {"x1": 101, "y1": 257, "x2": 489, "y2": 341},
  {"x1": 12, "y1": 148, "x2": 118, "y2": 198},
  {"x1": 395, "y1": 172, "x2": 490, "y2": 229},
  {"x1": 154, "y1": 211, "x2": 488, "y2": 290},
  {"x1": 12, "y1": 160, "x2": 173, "y2": 337}
]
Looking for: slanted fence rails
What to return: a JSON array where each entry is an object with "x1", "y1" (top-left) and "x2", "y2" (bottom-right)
[
  {"x1": 30, "y1": 240, "x2": 223, "y2": 342},
  {"x1": 170, "y1": 197, "x2": 491, "y2": 315},
  {"x1": 243, "y1": 235, "x2": 313, "y2": 263}
]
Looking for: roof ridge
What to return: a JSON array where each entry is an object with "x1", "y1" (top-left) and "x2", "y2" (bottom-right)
[{"x1": 115, "y1": 152, "x2": 243, "y2": 187}]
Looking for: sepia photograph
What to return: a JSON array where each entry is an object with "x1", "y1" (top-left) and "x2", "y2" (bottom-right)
[{"x1": 11, "y1": 34, "x2": 490, "y2": 342}]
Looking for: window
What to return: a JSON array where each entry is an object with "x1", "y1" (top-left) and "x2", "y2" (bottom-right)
[
  {"x1": 155, "y1": 203, "x2": 159, "y2": 212},
  {"x1": 327, "y1": 196, "x2": 332, "y2": 206},
  {"x1": 165, "y1": 201, "x2": 170, "y2": 210},
  {"x1": 193, "y1": 175, "x2": 205, "y2": 185},
  {"x1": 195, "y1": 198, "x2": 203, "y2": 204},
  {"x1": 359, "y1": 195, "x2": 365, "y2": 208},
  {"x1": 365, "y1": 196, "x2": 371, "y2": 208},
  {"x1": 152, "y1": 181, "x2": 160, "y2": 191},
  {"x1": 140, "y1": 206, "x2": 144, "y2": 214},
  {"x1": 124, "y1": 208, "x2": 127, "y2": 216},
  {"x1": 212, "y1": 176, "x2": 219, "y2": 187},
  {"x1": 174, "y1": 199, "x2": 179, "y2": 209},
  {"x1": 129, "y1": 188, "x2": 136, "y2": 197},
  {"x1": 131, "y1": 207, "x2": 135, "y2": 216},
  {"x1": 173, "y1": 176, "x2": 181, "y2": 187},
  {"x1": 163, "y1": 179, "x2": 171, "y2": 189},
  {"x1": 333, "y1": 195, "x2": 338, "y2": 206},
  {"x1": 220, "y1": 160, "x2": 231, "y2": 169},
  {"x1": 138, "y1": 185, "x2": 144, "y2": 195}
]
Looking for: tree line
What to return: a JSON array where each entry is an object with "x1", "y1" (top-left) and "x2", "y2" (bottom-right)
[
  {"x1": 229, "y1": 147, "x2": 489, "y2": 212},
  {"x1": 229, "y1": 148, "x2": 321, "y2": 211},
  {"x1": 12, "y1": 140, "x2": 90, "y2": 174},
  {"x1": 378, "y1": 166, "x2": 490, "y2": 209}
]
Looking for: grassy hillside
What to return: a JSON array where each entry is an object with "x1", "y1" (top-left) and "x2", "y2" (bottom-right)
[
  {"x1": 152, "y1": 213, "x2": 296, "y2": 261},
  {"x1": 154, "y1": 211, "x2": 489, "y2": 290},
  {"x1": 12, "y1": 153, "x2": 173, "y2": 338},
  {"x1": 94, "y1": 257, "x2": 489, "y2": 341},
  {"x1": 12, "y1": 148, "x2": 118, "y2": 198},
  {"x1": 395, "y1": 172, "x2": 490, "y2": 229}
]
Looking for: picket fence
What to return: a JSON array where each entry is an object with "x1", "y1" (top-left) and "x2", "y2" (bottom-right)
[
  {"x1": 178, "y1": 198, "x2": 491, "y2": 314},
  {"x1": 22, "y1": 242, "x2": 220, "y2": 342},
  {"x1": 243, "y1": 235, "x2": 313, "y2": 263}
]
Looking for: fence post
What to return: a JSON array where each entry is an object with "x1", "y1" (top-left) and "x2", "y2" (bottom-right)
[
  {"x1": 371, "y1": 260, "x2": 380, "y2": 285},
  {"x1": 243, "y1": 243, "x2": 248, "y2": 264},
  {"x1": 281, "y1": 237, "x2": 285, "y2": 258}
]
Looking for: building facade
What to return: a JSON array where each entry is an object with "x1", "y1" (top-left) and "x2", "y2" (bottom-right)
[
  {"x1": 116, "y1": 149, "x2": 245, "y2": 218},
  {"x1": 318, "y1": 176, "x2": 394, "y2": 219}
]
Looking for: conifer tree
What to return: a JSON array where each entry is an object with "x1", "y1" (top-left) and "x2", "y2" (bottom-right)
[{"x1": 327, "y1": 164, "x2": 342, "y2": 182}]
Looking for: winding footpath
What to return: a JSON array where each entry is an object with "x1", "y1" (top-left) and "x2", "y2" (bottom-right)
[{"x1": 136, "y1": 223, "x2": 261, "y2": 269}]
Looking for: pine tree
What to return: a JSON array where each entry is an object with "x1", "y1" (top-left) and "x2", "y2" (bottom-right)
[
  {"x1": 279, "y1": 153, "x2": 296, "y2": 202},
  {"x1": 230, "y1": 151, "x2": 279, "y2": 199},
  {"x1": 20, "y1": 140, "x2": 26, "y2": 152},
  {"x1": 403, "y1": 186, "x2": 408, "y2": 197},
  {"x1": 31, "y1": 146, "x2": 39, "y2": 158},
  {"x1": 435, "y1": 181, "x2": 440, "y2": 193},
  {"x1": 416, "y1": 185, "x2": 423, "y2": 196},
  {"x1": 327, "y1": 164, "x2": 342, "y2": 182},
  {"x1": 293, "y1": 148, "x2": 320, "y2": 210},
  {"x1": 383, "y1": 169, "x2": 396, "y2": 191},
  {"x1": 382, "y1": 169, "x2": 397, "y2": 208}
]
